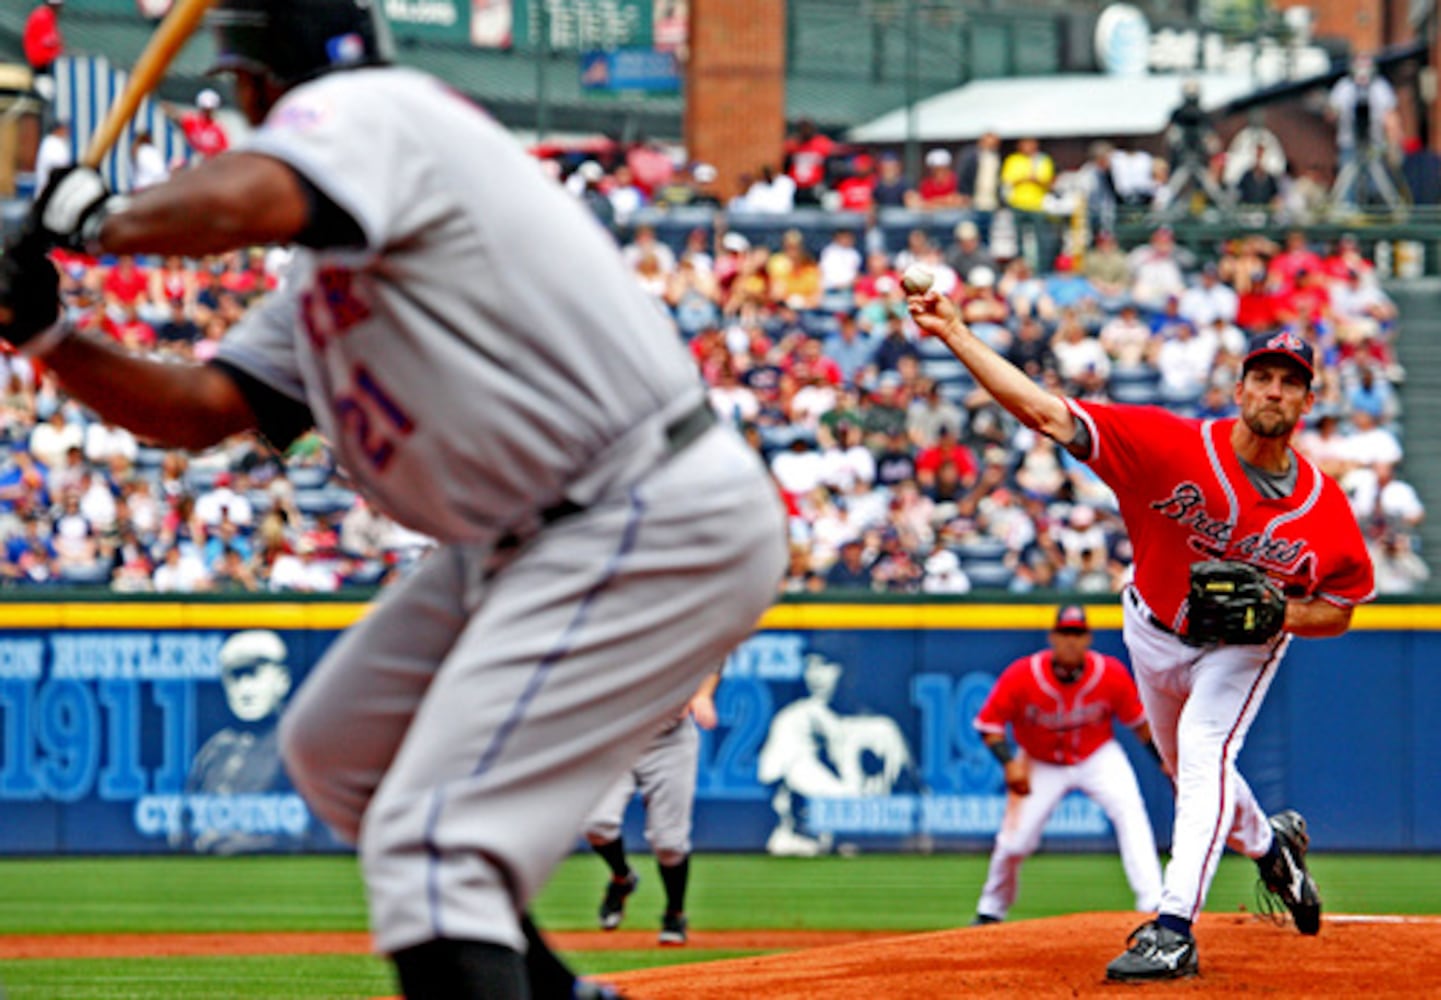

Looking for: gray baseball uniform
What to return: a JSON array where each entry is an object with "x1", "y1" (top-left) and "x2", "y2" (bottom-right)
[
  {"x1": 212, "y1": 66, "x2": 785, "y2": 956},
  {"x1": 585, "y1": 716, "x2": 700, "y2": 863}
]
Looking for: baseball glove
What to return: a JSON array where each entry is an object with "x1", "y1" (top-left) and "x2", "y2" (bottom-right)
[{"x1": 1184, "y1": 560, "x2": 1286, "y2": 646}]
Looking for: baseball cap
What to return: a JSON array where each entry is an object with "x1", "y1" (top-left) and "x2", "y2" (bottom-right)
[
  {"x1": 925, "y1": 148, "x2": 952, "y2": 168},
  {"x1": 1242, "y1": 330, "x2": 1315, "y2": 383},
  {"x1": 197, "y1": 88, "x2": 221, "y2": 110},
  {"x1": 721, "y1": 232, "x2": 750, "y2": 253},
  {"x1": 1053, "y1": 605, "x2": 1090, "y2": 633}
]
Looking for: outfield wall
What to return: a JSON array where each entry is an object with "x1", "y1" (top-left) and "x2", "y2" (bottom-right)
[{"x1": 0, "y1": 598, "x2": 1434, "y2": 855}]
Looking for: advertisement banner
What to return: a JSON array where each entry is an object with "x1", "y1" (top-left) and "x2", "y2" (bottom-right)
[
  {"x1": 580, "y1": 48, "x2": 680, "y2": 94},
  {"x1": 0, "y1": 601, "x2": 1436, "y2": 854},
  {"x1": 0, "y1": 625, "x2": 346, "y2": 854},
  {"x1": 382, "y1": 0, "x2": 473, "y2": 45}
]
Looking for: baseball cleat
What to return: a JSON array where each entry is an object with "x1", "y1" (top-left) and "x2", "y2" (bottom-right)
[
  {"x1": 1105, "y1": 920, "x2": 1199, "y2": 982},
  {"x1": 1257, "y1": 809, "x2": 1322, "y2": 935},
  {"x1": 658, "y1": 911, "x2": 688, "y2": 946},
  {"x1": 970, "y1": 913, "x2": 1002, "y2": 926},
  {"x1": 598, "y1": 872, "x2": 638, "y2": 931}
]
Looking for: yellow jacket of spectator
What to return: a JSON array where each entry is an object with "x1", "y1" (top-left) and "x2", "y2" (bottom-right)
[{"x1": 1001, "y1": 152, "x2": 1055, "y2": 213}]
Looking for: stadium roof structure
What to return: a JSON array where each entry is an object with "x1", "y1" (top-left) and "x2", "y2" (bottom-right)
[{"x1": 846, "y1": 72, "x2": 1267, "y2": 144}]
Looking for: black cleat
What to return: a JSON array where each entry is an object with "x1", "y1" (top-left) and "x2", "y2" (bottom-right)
[
  {"x1": 970, "y1": 913, "x2": 1002, "y2": 926},
  {"x1": 598, "y1": 872, "x2": 638, "y2": 931},
  {"x1": 1105, "y1": 920, "x2": 1199, "y2": 982},
  {"x1": 658, "y1": 911, "x2": 688, "y2": 946},
  {"x1": 1257, "y1": 809, "x2": 1322, "y2": 935}
]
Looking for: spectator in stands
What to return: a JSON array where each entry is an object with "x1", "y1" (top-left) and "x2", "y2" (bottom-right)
[
  {"x1": 605, "y1": 163, "x2": 648, "y2": 223},
  {"x1": 908, "y1": 379, "x2": 963, "y2": 443},
  {"x1": 268, "y1": 538, "x2": 339, "y2": 593},
  {"x1": 871, "y1": 153, "x2": 912, "y2": 208},
  {"x1": 1007, "y1": 315, "x2": 1054, "y2": 380},
  {"x1": 174, "y1": 89, "x2": 230, "y2": 160},
  {"x1": 130, "y1": 130, "x2": 170, "y2": 192},
  {"x1": 945, "y1": 221, "x2": 995, "y2": 283},
  {"x1": 194, "y1": 471, "x2": 253, "y2": 530},
  {"x1": 912, "y1": 149, "x2": 962, "y2": 209},
  {"x1": 1327, "y1": 53, "x2": 1402, "y2": 175},
  {"x1": 1177, "y1": 262, "x2": 1238, "y2": 329},
  {"x1": 915, "y1": 425, "x2": 977, "y2": 491},
  {"x1": 999, "y1": 258, "x2": 1056, "y2": 325},
  {"x1": 152, "y1": 542, "x2": 209, "y2": 593},
  {"x1": 1000, "y1": 137, "x2": 1054, "y2": 214},
  {"x1": 783, "y1": 118, "x2": 835, "y2": 207},
  {"x1": 1401, "y1": 137, "x2": 1441, "y2": 205},
  {"x1": 957, "y1": 131, "x2": 1003, "y2": 226},
  {"x1": 825, "y1": 538, "x2": 875, "y2": 590},
  {"x1": 1051, "y1": 312, "x2": 1109, "y2": 390},
  {"x1": 1345, "y1": 361, "x2": 1398, "y2": 424},
  {"x1": 767, "y1": 230, "x2": 823, "y2": 310},
  {"x1": 23, "y1": 0, "x2": 64, "y2": 100},
  {"x1": 1233, "y1": 147, "x2": 1282, "y2": 213},
  {"x1": 1127, "y1": 227, "x2": 1187, "y2": 311},
  {"x1": 959, "y1": 267, "x2": 1010, "y2": 348},
  {"x1": 743, "y1": 164, "x2": 796, "y2": 213},
  {"x1": 34, "y1": 119, "x2": 72, "y2": 195},
  {"x1": 922, "y1": 547, "x2": 971, "y2": 594},
  {"x1": 1082, "y1": 231, "x2": 1131, "y2": 310},
  {"x1": 1080, "y1": 141, "x2": 1122, "y2": 233},
  {"x1": 1154, "y1": 318, "x2": 1214, "y2": 407},
  {"x1": 834, "y1": 154, "x2": 877, "y2": 212},
  {"x1": 818, "y1": 230, "x2": 863, "y2": 294},
  {"x1": 1369, "y1": 531, "x2": 1428, "y2": 595},
  {"x1": 824, "y1": 312, "x2": 875, "y2": 385}
]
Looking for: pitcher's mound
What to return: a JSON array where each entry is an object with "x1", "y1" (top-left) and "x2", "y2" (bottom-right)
[{"x1": 604, "y1": 911, "x2": 1441, "y2": 999}]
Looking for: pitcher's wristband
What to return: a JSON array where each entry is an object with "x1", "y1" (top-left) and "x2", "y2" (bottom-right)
[{"x1": 988, "y1": 740, "x2": 1015, "y2": 765}]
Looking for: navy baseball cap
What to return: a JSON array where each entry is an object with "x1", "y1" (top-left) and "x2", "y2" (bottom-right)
[
  {"x1": 1053, "y1": 605, "x2": 1090, "y2": 633},
  {"x1": 1243, "y1": 330, "x2": 1315, "y2": 383}
]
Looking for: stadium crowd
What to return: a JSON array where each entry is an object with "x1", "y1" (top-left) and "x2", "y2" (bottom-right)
[{"x1": 0, "y1": 128, "x2": 1427, "y2": 596}]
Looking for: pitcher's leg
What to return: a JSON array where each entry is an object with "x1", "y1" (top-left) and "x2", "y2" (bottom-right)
[{"x1": 1159, "y1": 646, "x2": 1282, "y2": 922}]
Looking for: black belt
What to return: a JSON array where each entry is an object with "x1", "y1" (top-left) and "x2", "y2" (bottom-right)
[
  {"x1": 537, "y1": 402, "x2": 716, "y2": 528},
  {"x1": 1128, "y1": 587, "x2": 1182, "y2": 638}
]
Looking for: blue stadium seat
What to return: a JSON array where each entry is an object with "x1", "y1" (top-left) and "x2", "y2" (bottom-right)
[
  {"x1": 955, "y1": 538, "x2": 1008, "y2": 564},
  {"x1": 295, "y1": 487, "x2": 358, "y2": 518},
  {"x1": 58, "y1": 563, "x2": 112, "y2": 586},
  {"x1": 963, "y1": 562, "x2": 1015, "y2": 590},
  {"x1": 286, "y1": 465, "x2": 332, "y2": 490},
  {"x1": 1108, "y1": 366, "x2": 1163, "y2": 405}
]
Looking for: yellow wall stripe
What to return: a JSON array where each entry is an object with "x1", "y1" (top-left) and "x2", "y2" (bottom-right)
[{"x1": 0, "y1": 601, "x2": 1432, "y2": 631}]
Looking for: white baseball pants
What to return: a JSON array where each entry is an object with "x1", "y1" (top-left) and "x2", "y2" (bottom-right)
[
  {"x1": 1121, "y1": 587, "x2": 1286, "y2": 922},
  {"x1": 976, "y1": 740, "x2": 1163, "y2": 919}
]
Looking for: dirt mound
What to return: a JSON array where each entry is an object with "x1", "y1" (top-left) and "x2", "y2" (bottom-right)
[{"x1": 603, "y1": 912, "x2": 1441, "y2": 999}]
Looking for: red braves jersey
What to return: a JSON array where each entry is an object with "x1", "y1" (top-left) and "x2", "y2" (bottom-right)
[
  {"x1": 1067, "y1": 401, "x2": 1375, "y2": 628},
  {"x1": 975, "y1": 651, "x2": 1144, "y2": 765}
]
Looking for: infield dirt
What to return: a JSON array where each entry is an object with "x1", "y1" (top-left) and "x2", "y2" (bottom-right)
[{"x1": 605, "y1": 911, "x2": 1441, "y2": 998}]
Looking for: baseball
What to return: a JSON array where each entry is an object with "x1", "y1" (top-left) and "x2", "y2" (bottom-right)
[{"x1": 901, "y1": 265, "x2": 934, "y2": 295}]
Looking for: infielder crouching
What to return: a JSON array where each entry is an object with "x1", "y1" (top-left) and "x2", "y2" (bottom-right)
[{"x1": 972, "y1": 605, "x2": 1163, "y2": 925}]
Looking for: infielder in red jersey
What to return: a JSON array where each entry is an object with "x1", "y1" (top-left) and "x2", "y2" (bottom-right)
[
  {"x1": 908, "y1": 292, "x2": 1374, "y2": 983},
  {"x1": 971, "y1": 605, "x2": 1163, "y2": 926}
]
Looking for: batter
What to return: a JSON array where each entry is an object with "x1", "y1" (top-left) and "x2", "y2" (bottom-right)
[{"x1": 0, "y1": 1, "x2": 786, "y2": 996}]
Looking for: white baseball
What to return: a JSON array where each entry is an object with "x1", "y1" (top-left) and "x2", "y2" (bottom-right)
[{"x1": 901, "y1": 265, "x2": 934, "y2": 295}]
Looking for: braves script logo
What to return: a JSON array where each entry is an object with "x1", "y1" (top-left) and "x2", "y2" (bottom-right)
[
  {"x1": 1150, "y1": 482, "x2": 1231, "y2": 555},
  {"x1": 1150, "y1": 481, "x2": 1316, "y2": 581},
  {"x1": 1023, "y1": 701, "x2": 1108, "y2": 732}
]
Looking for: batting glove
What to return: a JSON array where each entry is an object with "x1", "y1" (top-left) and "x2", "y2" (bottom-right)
[
  {"x1": 31, "y1": 166, "x2": 122, "y2": 254},
  {"x1": 0, "y1": 235, "x2": 66, "y2": 356}
]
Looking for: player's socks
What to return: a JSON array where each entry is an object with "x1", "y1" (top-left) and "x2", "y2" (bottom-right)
[
  {"x1": 593, "y1": 838, "x2": 631, "y2": 880},
  {"x1": 659, "y1": 856, "x2": 690, "y2": 914},
  {"x1": 521, "y1": 913, "x2": 581, "y2": 997},
  {"x1": 391, "y1": 938, "x2": 527, "y2": 999},
  {"x1": 1156, "y1": 913, "x2": 1192, "y2": 938}
]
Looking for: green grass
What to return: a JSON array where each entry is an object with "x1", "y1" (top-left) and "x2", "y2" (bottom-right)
[{"x1": 0, "y1": 853, "x2": 1436, "y2": 998}]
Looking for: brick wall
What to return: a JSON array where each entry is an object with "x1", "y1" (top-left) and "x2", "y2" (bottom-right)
[{"x1": 685, "y1": 0, "x2": 786, "y2": 200}]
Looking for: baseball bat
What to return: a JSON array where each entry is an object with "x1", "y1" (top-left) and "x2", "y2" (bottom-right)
[{"x1": 82, "y1": 0, "x2": 218, "y2": 168}]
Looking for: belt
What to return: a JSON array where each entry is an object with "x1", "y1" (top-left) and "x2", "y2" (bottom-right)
[
  {"x1": 537, "y1": 402, "x2": 717, "y2": 528},
  {"x1": 1127, "y1": 587, "x2": 1185, "y2": 640}
]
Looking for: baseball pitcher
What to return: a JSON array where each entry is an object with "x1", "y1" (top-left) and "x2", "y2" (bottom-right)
[{"x1": 907, "y1": 292, "x2": 1373, "y2": 982}]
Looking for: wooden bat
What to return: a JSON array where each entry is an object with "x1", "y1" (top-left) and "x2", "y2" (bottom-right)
[{"x1": 82, "y1": 0, "x2": 218, "y2": 168}]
